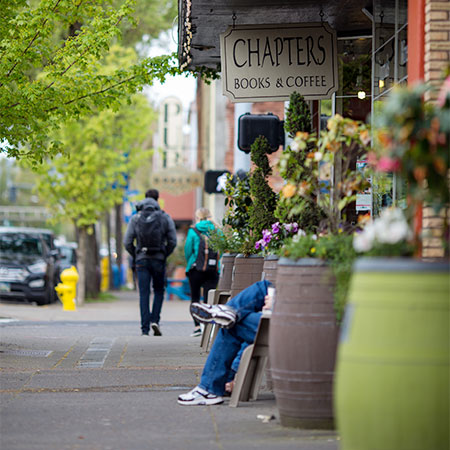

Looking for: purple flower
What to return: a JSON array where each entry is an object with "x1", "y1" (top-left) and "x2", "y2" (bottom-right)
[
  {"x1": 292, "y1": 222, "x2": 299, "y2": 233},
  {"x1": 255, "y1": 239, "x2": 266, "y2": 250},
  {"x1": 262, "y1": 229, "x2": 272, "y2": 243},
  {"x1": 271, "y1": 222, "x2": 281, "y2": 234}
]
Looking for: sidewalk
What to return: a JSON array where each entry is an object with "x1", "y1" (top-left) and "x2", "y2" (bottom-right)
[{"x1": 0, "y1": 290, "x2": 339, "y2": 450}]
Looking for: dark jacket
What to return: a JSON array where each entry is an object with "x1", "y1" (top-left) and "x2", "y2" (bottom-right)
[{"x1": 123, "y1": 198, "x2": 177, "y2": 262}]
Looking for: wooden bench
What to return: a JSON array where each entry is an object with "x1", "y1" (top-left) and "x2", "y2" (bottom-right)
[
  {"x1": 199, "y1": 288, "x2": 231, "y2": 351},
  {"x1": 229, "y1": 313, "x2": 271, "y2": 407}
]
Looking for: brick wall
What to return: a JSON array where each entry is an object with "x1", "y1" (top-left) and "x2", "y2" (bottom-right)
[
  {"x1": 422, "y1": 0, "x2": 449, "y2": 258},
  {"x1": 424, "y1": 0, "x2": 450, "y2": 100}
]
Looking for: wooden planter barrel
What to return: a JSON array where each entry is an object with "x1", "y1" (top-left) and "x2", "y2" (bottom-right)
[
  {"x1": 262, "y1": 255, "x2": 279, "y2": 288},
  {"x1": 230, "y1": 254, "x2": 264, "y2": 298},
  {"x1": 335, "y1": 258, "x2": 450, "y2": 450},
  {"x1": 269, "y1": 257, "x2": 338, "y2": 428},
  {"x1": 217, "y1": 253, "x2": 237, "y2": 291}
]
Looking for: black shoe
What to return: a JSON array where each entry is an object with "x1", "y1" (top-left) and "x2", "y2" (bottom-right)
[
  {"x1": 151, "y1": 323, "x2": 162, "y2": 336},
  {"x1": 141, "y1": 331, "x2": 149, "y2": 336}
]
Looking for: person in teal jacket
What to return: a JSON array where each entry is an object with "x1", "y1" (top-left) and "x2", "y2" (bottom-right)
[{"x1": 185, "y1": 208, "x2": 220, "y2": 337}]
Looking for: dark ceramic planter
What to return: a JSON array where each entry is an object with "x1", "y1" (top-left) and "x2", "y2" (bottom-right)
[
  {"x1": 269, "y1": 257, "x2": 338, "y2": 429},
  {"x1": 262, "y1": 254, "x2": 279, "y2": 288},
  {"x1": 217, "y1": 253, "x2": 237, "y2": 291},
  {"x1": 230, "y1": 254, "x2": 264, "y2": 298}
]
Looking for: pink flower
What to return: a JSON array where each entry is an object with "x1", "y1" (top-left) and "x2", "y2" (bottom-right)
[
  {"x1": 377, "y1": 156, "x2": 401, "y2": 172},
  {"x1": 437, "y1": 76, "x2": 450, "y2": 108}
]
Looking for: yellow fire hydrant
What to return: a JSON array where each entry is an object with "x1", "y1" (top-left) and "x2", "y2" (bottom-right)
[{"x1": 55, "y1": 266, "x2": 79, "y2": 311}]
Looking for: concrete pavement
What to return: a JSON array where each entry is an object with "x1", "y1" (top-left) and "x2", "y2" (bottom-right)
[{"x1": 0, "y1": 290, "x2": 339, "y2": 450}]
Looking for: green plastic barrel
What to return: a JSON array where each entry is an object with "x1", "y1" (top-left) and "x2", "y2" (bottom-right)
[{"x1": 334, "y1": 258, "x2": 449, "y2": 450}]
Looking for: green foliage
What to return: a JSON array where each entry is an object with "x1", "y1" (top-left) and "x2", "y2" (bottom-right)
[
  {"x1": 276, "y1": 91, "x2": 324, "y2": 232},
  {"x1": 284, "y1": 91, "x2": 312, "y2": 137},
  {"x1": 0, "y1": 0, "x2": 180, "y2": 164},
  {"x1": 278, "y1": 115, "x2": 372, "y2": 235},
  {"x1": 222, "y1": 173, "x2": 252, "y2": 240},
  {"x1": 281, "y1": 233, "x2": 356, "y2": 321},
  {"x1": 247, "y1": 136, "x2": 277, "y2": 252},
  {"x1": 371, "y1": 82, "x2": 450, "y2": 212},
  {"x1": 31, "y1": 46, "x2": 155, "y2": 229},
  {"x1": 85, "y1": 291, "x2": 118, "y2": 303},
  {"x1": 208, "y1": 227, "x2": 243, "y2": 255}
]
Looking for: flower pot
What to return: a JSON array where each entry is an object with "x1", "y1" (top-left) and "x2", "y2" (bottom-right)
[
  {"x1": 217, "y1": 253, "x2": 237, "y2": 291},
  {"x1": 334, "y1": 258, "x2": 449, "y2": 450},
  {"x1": 230, "y1": 254, "x2": 264, "y2": 298},
  {"x1": 269, "y1": 257, "x2": 338, "y2": 428},
  {"x1": 262, "y1": 255, "x2": 279, "y2": 288}
]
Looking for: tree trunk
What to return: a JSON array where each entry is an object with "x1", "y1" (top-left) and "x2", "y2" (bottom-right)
[
  {"x1": 77, "y1": 225, "x2": 87, "y2": 305},
  {"x1": 106, "y1": 210, "x2": 114, "y2": 290},
  {"x1": 115, "y1": 203, "x2": 123, "y2": 288},
  {"x1": 85, "y1": 226, "x2": 100, "y2": 298}
]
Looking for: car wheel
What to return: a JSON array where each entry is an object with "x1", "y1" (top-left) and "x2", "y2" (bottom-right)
[{"x1": 36, "y1": 283, "x2": 54, "y2": 306}]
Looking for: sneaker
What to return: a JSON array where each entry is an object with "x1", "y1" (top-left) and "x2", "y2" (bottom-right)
[
  {"x1": 190, "y1": 303, "x2": 237, "y2": 329},
  {"x1": 190, "y1": 326, "x2": 202, "y2": 337},
  {"x1": 178, "y1": 386, "x2": 224, "y2": 406},
  {"x1": 141, "y1": 331, "x2": 149, "y2": 336},
  {"x1": 151, "y1": 323, "x2": 162, "y2": 336}
]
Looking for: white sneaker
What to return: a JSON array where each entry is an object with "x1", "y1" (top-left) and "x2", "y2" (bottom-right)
[
  {"x1": 190, "y1": 326, "x2": 202, "y2": 337},
  {"x1": 190, "y1": 303, "x2": 237, "y2": 329},
  {"x1": 178, "y1": 386, "x2": 224, "y2": 406}
]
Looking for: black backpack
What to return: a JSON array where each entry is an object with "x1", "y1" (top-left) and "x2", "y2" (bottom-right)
[
  {"x1": 192, "y1": 227, "x2": 218, "y2": 272},
  {"x1": 136, "y1": 209, "x2": 165, "y2": 255}
]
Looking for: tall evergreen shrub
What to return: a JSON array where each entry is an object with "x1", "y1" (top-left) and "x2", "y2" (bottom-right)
[{"x1": 246, "y1": 135, "x2": 277, "y2": 253}]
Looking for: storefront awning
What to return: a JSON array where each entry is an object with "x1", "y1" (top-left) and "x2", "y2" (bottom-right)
[{"x1": 177, "y1": 0, "x2": 380, "y2": 71}]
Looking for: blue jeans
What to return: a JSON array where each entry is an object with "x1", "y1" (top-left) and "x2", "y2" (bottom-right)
[
  {"x1": 199, "y1": 280, "x2": 270, "y2": 396},
  {"x1": 136, "y1": 258, "x2": 166, "y2": 333}
]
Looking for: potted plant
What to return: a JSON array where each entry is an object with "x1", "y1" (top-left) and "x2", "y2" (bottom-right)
[
  {"x1": 334, "y1": 80, "x2": 450, "y2": 450},
  {"x1": 269, "y1": 114, "x2": 372, "y2": 428},
  {"x1": 275, "y1": 92, "x2": 325, "y2": 233},
  {"x1": 208, "y1": 173, "x2": 252, "y2": 291}
]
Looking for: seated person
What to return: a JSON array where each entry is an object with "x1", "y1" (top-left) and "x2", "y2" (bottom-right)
[{"x1": 178, "y1": 280, "x2": 272, "y2": 406}]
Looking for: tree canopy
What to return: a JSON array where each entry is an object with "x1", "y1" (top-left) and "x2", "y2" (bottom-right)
[{"x1": 0, "y1": 0, "x2": 179, "y2": 164}]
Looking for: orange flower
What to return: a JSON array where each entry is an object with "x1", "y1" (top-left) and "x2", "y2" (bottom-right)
[
  {"x1": 296, "y1": 131, "x2": 309, "y2": 140},
  {"x1": 433, "y1": 157, "x2": 447, "y2": 175},
  {"x1": 298, "y1": 181, "x2": 310, "y2": 196},
  {"x1": 343, "y1": 121, "x2": 358, "y2": 136},
  {"x1": 413, "y1": 166, "x2": 427, "y2": 182},
  {"x1": 360, "y1": 129, "x2": 371, "y2": 146},
  {"x1": 282, "y1": 183, "x2": 296, "y2": 198},
  {"x1": 377, "y1": 130, "x2": 392, "y2": 148},
  {"x1": 306, "y1": 152, "x2": 315, "y2": 159}
]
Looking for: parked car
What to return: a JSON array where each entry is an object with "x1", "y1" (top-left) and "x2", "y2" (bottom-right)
[
  {"x1": 55, "y1": 241, "x2": 77, "y2": 271},
  {"x1": 0, "y1": 227, "x2": 60, "y2": 305}
]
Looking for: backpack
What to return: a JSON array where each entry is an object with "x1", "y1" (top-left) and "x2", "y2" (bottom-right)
[
  {"x1": 136, "y1": 209, "x2": 165, "y2": 255},
  {"x1": 192, "y1": 227, "x2": 218, "y2": 272}
]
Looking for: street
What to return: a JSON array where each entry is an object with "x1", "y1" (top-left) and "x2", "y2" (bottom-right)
[{"x1": 0, "y1": 292, "x2": 339, "y2": 450}]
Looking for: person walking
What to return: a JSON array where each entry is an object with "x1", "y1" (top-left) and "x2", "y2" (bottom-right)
[
  {"x1": 184, "y1": 208, "x2": 220, "y2": 337},
  {"x1": 124, "y1": 189, "x2": 177, "y2": 336}
]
